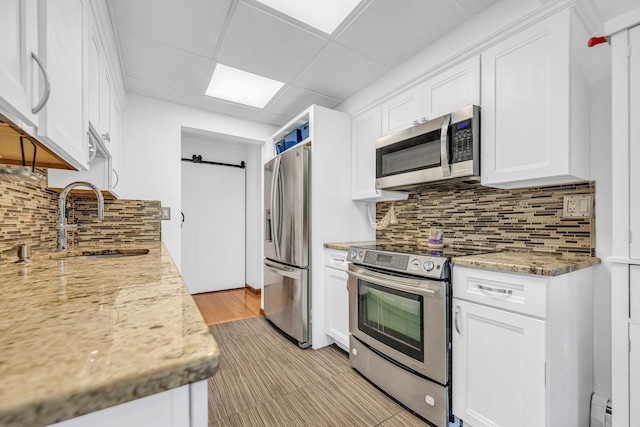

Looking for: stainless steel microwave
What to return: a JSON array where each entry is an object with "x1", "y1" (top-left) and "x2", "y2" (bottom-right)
[{"x1": 375, "y1": 105, "x2": 480, "y2": 190}]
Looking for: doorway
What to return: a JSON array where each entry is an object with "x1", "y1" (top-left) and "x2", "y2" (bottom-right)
[{"x1": 181, "y1": 134, "x2": 247, "y2": 294}]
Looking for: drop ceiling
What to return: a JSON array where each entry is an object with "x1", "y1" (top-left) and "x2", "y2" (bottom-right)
[
  {"x1": 108, "y1": 0, "x2": 499, "y2": 126},
  {"x1": 109, "y1": 0, "x2": 639, "y2": 127}
]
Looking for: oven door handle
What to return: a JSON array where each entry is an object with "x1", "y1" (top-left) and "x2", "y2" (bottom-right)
[{"x1": 347, "y1": 268, "x2": 437, "y2": 296}]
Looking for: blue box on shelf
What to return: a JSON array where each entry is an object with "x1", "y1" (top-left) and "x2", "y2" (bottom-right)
[
  {"x1": 300, "y1": 122, "x2": 309, "y2": 140},
  {"x1": 275, "y1": 140, "x2": 285, "y2": 154},
  {"x1": 284, "y1": 129, "x2": 302, "y2": 150}
]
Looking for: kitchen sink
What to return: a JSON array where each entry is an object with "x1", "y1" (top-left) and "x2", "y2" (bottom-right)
[{"x1": 54, "y1": 248, "x2": 149, "y2": 260}]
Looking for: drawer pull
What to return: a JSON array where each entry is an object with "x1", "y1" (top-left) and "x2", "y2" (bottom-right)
[{"x1": 477, "y1": 284, "x2": 512, "y2": 295}]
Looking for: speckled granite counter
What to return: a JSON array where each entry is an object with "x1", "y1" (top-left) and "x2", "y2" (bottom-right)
[
  {"x1": 324, "y1": 241, "x2": 375, "y2": 251},
  {"x1": 0, "y1": 242, "x2": 219, "y2": 426},
  {"x1": 452, "y1": 250, "x2": 600, "y2": 276}
]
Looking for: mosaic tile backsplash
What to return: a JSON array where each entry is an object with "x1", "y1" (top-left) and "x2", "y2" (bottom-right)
[
  {"x1": 0, "y1": 168, "x2": 161, "y2": 262},
  {"x1": 376, "y1": 182, "x2": 595, "y2": 256}
]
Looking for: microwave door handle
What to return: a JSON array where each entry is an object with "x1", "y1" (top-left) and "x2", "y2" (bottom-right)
[
  {"x1": 348, "y1": 268, "x2": 436, "y2": 296},
  {"x1": 440, "y1": 114, "x2": 452, "y2": 177}
]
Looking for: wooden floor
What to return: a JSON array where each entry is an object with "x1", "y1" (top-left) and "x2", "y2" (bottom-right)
[
  {"x1": 208, "y1": 317, "x2": 429, "y2": 426},
  {"x1": 193, "y1": 288, "x2": 261, "y2": 325}
]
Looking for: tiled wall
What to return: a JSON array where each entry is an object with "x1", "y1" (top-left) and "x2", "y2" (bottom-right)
[
  {"x1": 0, "y1": 168, "x2": 161, "y2": 262},
  {"x1": 376, "y1": 182, "x2": 595, "y2": 256}
]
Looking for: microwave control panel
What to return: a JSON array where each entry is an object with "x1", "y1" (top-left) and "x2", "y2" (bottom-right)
[{"x1": 451, "y1": 119, "x2": 474, "y2": 163}]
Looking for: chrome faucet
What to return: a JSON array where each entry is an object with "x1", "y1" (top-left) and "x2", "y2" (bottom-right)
[{"x1": 57, "y1": 181, "x2": 104, "y2": 252}]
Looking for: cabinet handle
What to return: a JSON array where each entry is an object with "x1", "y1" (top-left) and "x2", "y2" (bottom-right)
[
  {"x1": 454, "y1": 305, "x2": 461, "y2": 334},
  {"x1": 332, "y1": 258, "x2": 345, "y2": 264},
  {"x1": 112, "y1": 168, "x2": 119, "y2": 188},
  {"x1": 31, "y1": 52, "x2": 50, "y2": 114},
  {"x1": 412, "y1": 120, "x2": 419, "y2": 126},
  {"x1": 102, "y1": 132, "x2": 111, "y2": 142},
  {"x1": 477, "y1": 283, "x2": 513, "y2": 295},
  {"x1": 420, "y1": 117, "x2": 427, "y2": 123},
  {"x1": 87, "y1": 135, "x2": 98, "y2": 163}
]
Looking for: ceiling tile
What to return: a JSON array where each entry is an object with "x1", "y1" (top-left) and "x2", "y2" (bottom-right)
[
  {"x1": 454, "y1": 0, "x2": 499, "y2": 14},
  {"x1": 294, "y1": 43, "x2": 388, "y2": 99},
  {"x1": 119, "y1": 29, "x2": 213, "y2": 94},
  {"x1": 111, "y1": 0, "x2": 231, "y2": 58},
  {"x1": 335, "y1": 0, "x2": 470, "y2": 68},
  {"x1": 126, "y1": 76, "x2": 201, "y2": 107},
  {"x1": 267, "y1": 85, "x2": 340, "y2": 117},
  {"x1": 217, "y1": 1, "x2": 328, "y2": 83},
  {"x1": 197, "y1": 95, "x2": 264, "y2": 122}
]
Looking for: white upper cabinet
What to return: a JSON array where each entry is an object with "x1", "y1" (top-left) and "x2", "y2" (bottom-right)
[
  {"x1": 422, "y1": 55, "x2": 480, "y2": 120},
  {"x1": 381, "y1": 86, "x2": 422, "y2": 136},
  {"x1": 629, "y1": 24, "x2": 640, "y2": 260},
  {"x1": 481, "y1": 8, "x2": 591, "y2": 189},
  {"x1": 47, "y1": 0, "x2": 124, "y2": 196},
  {"x1": 381, "y1": 56, "x2": 480, "y2": 136},
  {"x1": 35, "y1": 0, "x2": 87, "y2": 171},
  {"x1": 351, "y1": 106, "x2": 407, "y2": 201},
  {"x1": 0, "y1": 0, "x2": 40, "y2": 128}
]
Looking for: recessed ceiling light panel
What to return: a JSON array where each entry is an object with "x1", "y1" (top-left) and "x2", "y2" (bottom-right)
[
  {"x1": 255, "y1": 0, "x2": 361, "y2": 34},
  {"x1": 205, "y1": 64, "x2": 284, "y2": 109}
]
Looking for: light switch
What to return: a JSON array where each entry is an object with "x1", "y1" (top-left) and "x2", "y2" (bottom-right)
[
  {"x1": 563, "y1": 195, "x2": 593, "y2": 219},
  {"x1": 161, "y1": 207, "x2": 171, "y2": 220}
]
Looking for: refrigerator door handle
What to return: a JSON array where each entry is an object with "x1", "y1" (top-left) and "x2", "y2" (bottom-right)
[
  {"x1": 271, "y1": 156, "x2": 281, "y2": 259},
  {"x1": 264, "y1": 260, "x2": 303, "y2": 280}
]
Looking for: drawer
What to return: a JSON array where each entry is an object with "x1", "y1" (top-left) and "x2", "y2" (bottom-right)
[
  {"x1": 452, "y1": 266, "x2": 547, "y2": 318},
  {"x1": 324, "y1": 248, "x2": 348, "y2": 271},
  {"x1": 631, "y1": 265, "x2": 640, "y2": 321}
]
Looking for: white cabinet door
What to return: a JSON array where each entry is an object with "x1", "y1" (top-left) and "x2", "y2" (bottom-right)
[
  {"x1": 481, "y1": 9, "x2": 589, "y2": 188},
  {"x1": 0, "y1": 0, "x2": 40, "y2": 127},
  {"x1": 108, "y1": 92, "x2": 121, "y2": 195},
  {"x1": 86, "y1": 13, "x2": 102, "y2": 134},
  {"x1": 36, "y1": 0, "x2": 86, "y2": 170},
  {"x1": 631, "y1": 323, "x2": 640, "y2": 427},
  {"x1": 381, "y1": 85, "x2": 422, "y2": 136},
  {"x1": 452, "y1": 298, "x2": 546, "y2": 427},
  {"x1": 422, "y1": 55, "x2": 480, "y2": 119},
  {"x1": 352, "y1": 106, "x2": 381, "y2": 200},
  {"x1": 324, "y1": 263, "x2": 349, "y2": 351},
  {"x1": 629, "y1": 25, "x2": 640, "y2": 260}
]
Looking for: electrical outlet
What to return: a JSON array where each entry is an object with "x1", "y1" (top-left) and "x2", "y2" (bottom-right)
[
  {"x1": 563, "y1": 195, "x2": 593, "y2": 219},
  {"x1": 161, "y1": 207, "x2": 171, "y2": 220}
]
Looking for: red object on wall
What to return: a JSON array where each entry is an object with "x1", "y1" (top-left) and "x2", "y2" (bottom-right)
[{"x1": 588, "y1": 36, "x2": 610, "y2": 47}]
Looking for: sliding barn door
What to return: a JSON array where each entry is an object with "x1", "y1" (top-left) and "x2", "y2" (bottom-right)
[{"x1": 181, "y1": 162, "x2": 245, "y2": 294}]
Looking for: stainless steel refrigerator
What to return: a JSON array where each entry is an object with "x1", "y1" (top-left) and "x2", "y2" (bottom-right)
[{"x1": 264, "y1": 144, "x2": 311, "y2": 348}]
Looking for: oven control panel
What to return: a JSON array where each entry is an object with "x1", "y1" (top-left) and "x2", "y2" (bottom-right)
[{"x1": 348, "y1": 247, "x2": 448, "y2": 279}]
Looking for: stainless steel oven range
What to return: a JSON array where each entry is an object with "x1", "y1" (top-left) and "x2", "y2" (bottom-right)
[{"x1": 347, "y1": 244, "x2": 484, "y2": 427}]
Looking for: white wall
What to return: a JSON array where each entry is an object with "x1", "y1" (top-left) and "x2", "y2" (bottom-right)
[
  {"x1": 121, "y1": 93, "x2": 277, "y2": 270},
  {"x1": 180, "y1": 135, "x2": 263, "y2": 289}
]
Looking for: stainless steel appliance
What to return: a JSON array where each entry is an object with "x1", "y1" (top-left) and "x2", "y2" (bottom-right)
[
  {"x1": 264, "y1": 144, "x2": 311, "y2": 348},
  {"x1": 376, "y1": 104, "x2": 480, "y2": 190},
  {"x1": 347, "y1": 243, "x2": 488, "y2": 426}
]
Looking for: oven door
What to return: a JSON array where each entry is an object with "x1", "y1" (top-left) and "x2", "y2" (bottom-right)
[{"x1": 347, "y1": 263, "x2": 447, "y2": 384}]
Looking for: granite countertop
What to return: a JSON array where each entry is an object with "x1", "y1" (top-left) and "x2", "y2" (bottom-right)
[
  {"x1": 452, "y1": 250, "x2": 601, "y2": 276},
  {"x1": 0, "y1": 242, "x2": 219, "y2": 426},
  {"x1": 324, "y1": 241, "x2": 375, "y2": 251}
]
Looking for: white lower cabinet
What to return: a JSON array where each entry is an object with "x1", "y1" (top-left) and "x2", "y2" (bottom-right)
[
  {"x1": 452, "y1": 298, "x2": 545, "y2": 427},
  {"x1": 324, "y1": 248, "x2": 349, "y2": 351},
  {"x1": 48, "y1": 380, "x2": 207, "y2": 427},
  {"x1": 452, "y1": 265, "x2": 593, "y2": 427}
]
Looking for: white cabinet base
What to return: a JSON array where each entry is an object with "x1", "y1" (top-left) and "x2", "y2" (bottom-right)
[{"x1": 49, "y1": 380, "x2": 207, "y2": 427}]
